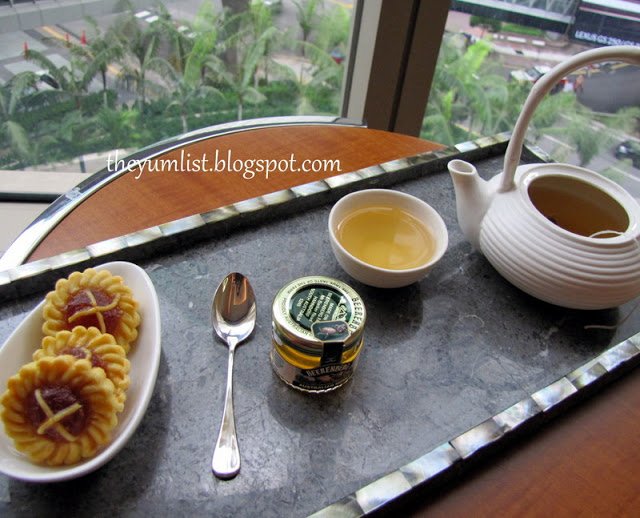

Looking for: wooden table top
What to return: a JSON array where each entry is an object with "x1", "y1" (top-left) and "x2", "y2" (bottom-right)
[
  {"x1": 409, "y1": 369, "x2": 640, "y2": 517},
  {"x1": 29, "y1": 125, "x2": 441, "y2": 261},
  {"x1": 22, "y1": 123, "x2": 640, "y2": 516}
]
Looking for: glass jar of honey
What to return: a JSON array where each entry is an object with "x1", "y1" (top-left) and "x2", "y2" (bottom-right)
[{"x1": 271, "y1": 276, "x2": 366, "y2": 392}]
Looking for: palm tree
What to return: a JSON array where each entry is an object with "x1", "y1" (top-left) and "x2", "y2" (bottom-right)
[
  {"x1": 208, "y1": 32, "x2": 266, "y2": 120},
  {"x1": 114, "y1": 9, "x2": 165, "y2": 110},
  {"x1": 293, "y1": 41, "x2": 343, "y2": 114},
  {"x1": 292, "y1": 0, "x2": 324, "y2": 55},
  {"x1": 422, "y1": 90, "x2": 458, "y2": 146},
  {"x1": 532, "y1": 97, "x2": 640, "y2": 168},
  {"x1": 184, "y1": 0, "x2": 228, "y2": 85},
  {"x1": 221, "y1": 0, "x2": 250, "y2": 15},
  {"x1": 153, "y1": 58, "x2": 223, "y2": 134},
  {"x1": 248, "y1": 0, "x2": 284, "y2": 85},
  {"x1": 441, "y1": 38, "x2": 505, "y2": 139},
  {"x1": 481, "y1": 79, "x2": 527, "y2": 136},
  {"x1": 0, "y1": 72, "x2": 37, "y2": 163},
  {"x1": 67, "y1": 16, "x2": 123, "y2": 107},
  {"x1": 48, "y1": 110, "x2": 98, "y2": 159},
  {"x1": 314, "y1": 3, "x2": 350, "y2": 57},
  {"x1": 612, "y1": 106, "x2": 640, "y2": 134},
  {"x1": 422, "y1": 35, "x2": 482, "y2": 144},
  {"x1": 28, "y1": 133, "x2": 59, "y2": 167},
  {"x1": 422, "y1": 35, "x2": 527, "y2": 145},
  {"x1": 423, "y1": 32, "x2": 640, "y2": 169},
  {"x1": 220, "y1": 0, "x2": 250, "y2": 72},
  {"x1": 206, "y1": 10, "x2": 279, "y2": 120},
  {"x1": 153, "y1": 3, "x2": 194, "y2": 75}
]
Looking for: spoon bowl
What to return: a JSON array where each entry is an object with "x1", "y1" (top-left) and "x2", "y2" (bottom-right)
[{"x1": 211, "y1": 272, "x2": 256, "y2": 479}]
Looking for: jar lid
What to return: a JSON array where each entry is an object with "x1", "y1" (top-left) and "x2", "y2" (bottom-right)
[{"x1": 272, "y1": 276, "x2": 366, "y2": 355}]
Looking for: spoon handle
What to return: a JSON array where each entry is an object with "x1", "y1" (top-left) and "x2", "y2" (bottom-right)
[{"x1": 212, "y1": 346, "x2": 240, "y2": 479}]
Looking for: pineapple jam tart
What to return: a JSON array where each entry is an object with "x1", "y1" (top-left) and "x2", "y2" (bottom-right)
[{"x1": 42, "y1": 268, "x2": 141, "y2": 352}]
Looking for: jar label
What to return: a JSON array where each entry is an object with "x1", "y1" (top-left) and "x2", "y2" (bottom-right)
[
  {"x1": 270, "y1": 346, "x2": 359, "y2": 392},
  {"x1": 289, "y1": 286, "x2": 351, "y2": 330}
]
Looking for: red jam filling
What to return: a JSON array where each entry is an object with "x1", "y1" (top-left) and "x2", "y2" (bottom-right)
[
  {"x1": 26, "y1": 385, "x2": 87, "y2": 442},
  {"x1": 61, "y1": 346, "x2": 107, "y2": 371},
  {"x1": 64, "y1": 289, "x2": 123, "y2": 333}
]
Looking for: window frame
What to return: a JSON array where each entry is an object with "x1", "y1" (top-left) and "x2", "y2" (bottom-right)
[{"x1": 342, "y1": 0, "x2": 451, "y2": 136}]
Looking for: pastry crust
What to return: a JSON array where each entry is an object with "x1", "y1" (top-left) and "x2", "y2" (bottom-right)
[
  {"x1": 35, "y1": 327, "x2": 130, "y2": 408},
  {"x1": 0, "y1": 356, "x2": 119, "y2": 466},
  {"x1": 42, "y1": 268, "x2": 140, "y2": 352}
]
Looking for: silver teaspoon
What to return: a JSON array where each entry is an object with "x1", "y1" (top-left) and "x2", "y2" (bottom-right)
[{"x1": 211, "y1": 272, "x2": 256, "y2": 479}]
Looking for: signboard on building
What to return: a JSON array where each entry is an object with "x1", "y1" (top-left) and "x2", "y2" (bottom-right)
[{"x1": 570, "y1": 0, "x2": 640, "y2": 46}]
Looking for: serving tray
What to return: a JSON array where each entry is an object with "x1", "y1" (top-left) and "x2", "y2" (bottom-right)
[{"x1": 1, "y1": 135, "x2": 639, "y2": 517}]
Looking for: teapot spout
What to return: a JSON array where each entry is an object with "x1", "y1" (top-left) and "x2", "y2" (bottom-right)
[{"x1": 448, "y1": 159, "x2": 493, "y2": 249}]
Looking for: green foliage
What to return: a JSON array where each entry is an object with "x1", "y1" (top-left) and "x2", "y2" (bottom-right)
[
  {"x1": 92, "y1": 107, "x2": 148, "y2": 149},
  {"x1": 420, "y1": 31, "x2": 640, "y2": 170},
  {"x1": 185, "y1": 1, "x2": 227, "y2": 84},
  {"x1": 258, "y1": 80, "x2": 298, "y2": 103},
  {"x1": 304, "y1": 82, "x2": 338, "y2": 113},
  {"x1": 25, "y1": 48, "x2": 96, "y2": 110},
  {"x1": 422, "y1": 35, "x2": 520, "y2": 144},
  {"x1": 293, "y1": 0, "x2": 324, "y2": 52},
  {"x1": 530, "y1": 91, "x2": 638, "y2": 167},
  {"x1": 607, "y1": 106, "x2": 640, "y2": 135},
  {"x1": 501, "y1": 23, "x2": 544, "y2": 37},
  {"x1": 1, "y1": 1, "x2": 349, "y2": 168},
  {"x1": 0, "y1": 72, "x2": 60, "y2": 163},
  {"x1": 68, "y1": 15, "x2": 124, "y2": 99},
  {"x1": 469, "y1": 15, "x2": 501, "y2": 33},
  {"x1": 315, "y1": 4, "x2": 350, "y2": 53},
  {"x1": 4, "y1": 120, "x2": 30, "y2": 162},
  {"x1": 15, "y1": 2, "x2": 629, "y2": 173},
  {"x1": 571, "y1": 120, "x2": 605, "y2": 166}
]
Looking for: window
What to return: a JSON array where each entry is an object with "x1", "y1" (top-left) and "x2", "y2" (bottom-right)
[
  {"x1": 0, "y1": 0, "x2": 354, "y2": 174},
  {"x1": 347, "y1": 0, "x2": 639, "y2": 197},
  {"x1": 1, "y1": 0, "x2": 639, "y2": 206}
]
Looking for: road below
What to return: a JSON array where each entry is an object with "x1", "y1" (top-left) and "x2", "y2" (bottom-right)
[{"x1": 578, "y1": 64, "x2": 640, "y2": 112}]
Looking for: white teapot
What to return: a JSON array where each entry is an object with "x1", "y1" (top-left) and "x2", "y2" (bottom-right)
[{"x1": 448, "y1": 45, "x2": 640, "y2": 310}]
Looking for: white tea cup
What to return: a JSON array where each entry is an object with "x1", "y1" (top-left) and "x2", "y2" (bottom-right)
[{"x1": 328, "y1": 189, "x2": 448, "y2": 288}]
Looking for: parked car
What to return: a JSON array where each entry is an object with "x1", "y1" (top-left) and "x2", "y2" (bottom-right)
[
  {"x1": 252, "y1": 0, "x2": 282, "y2": 12},
  {"x1": 22, "y1": 70, "x2": 60, "y2": 95},
  {"x1": 509, "y1": 65, "x2": 551, "y2": 83},
  {"x1": 614, "y1": 140, "x2": 640, "y2": 168},
  {"x1": 330, "y1": 48, "x2": 345, "y2": 64},
  {"x1": 37, "y1": 71, "x2": 59, "y2": 90},
  {"x1": 510, "y1": 64, "x2": 567, "y2": 94}
]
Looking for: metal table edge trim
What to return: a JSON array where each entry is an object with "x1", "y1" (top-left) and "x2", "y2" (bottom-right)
[{"x1": 308, "y1": 334, "x2": 640, "y2": 517}]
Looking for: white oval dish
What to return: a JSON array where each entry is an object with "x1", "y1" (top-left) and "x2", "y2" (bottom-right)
[{"x1": 0, "y1": 261, "x2": 161, "y2": 482}]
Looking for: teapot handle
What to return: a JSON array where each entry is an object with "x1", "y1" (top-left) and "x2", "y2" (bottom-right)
[{"x1": 501, "y1": 45, "x2": 640, "y2": 192}]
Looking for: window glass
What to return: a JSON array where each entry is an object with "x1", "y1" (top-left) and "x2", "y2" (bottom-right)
[
  {"x1": 424, "y1": 3, "x2": 640, "y2": 197},
  {"x1": 0, "y1": 0, "x2": 353, "y2": 174}
]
